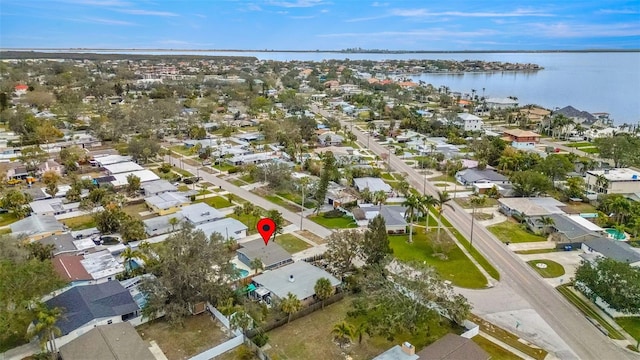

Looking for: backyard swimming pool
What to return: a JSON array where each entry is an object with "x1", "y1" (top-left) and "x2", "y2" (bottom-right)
[{"x1": 605, "y1": 228, "x2": 627, "y2": 241}]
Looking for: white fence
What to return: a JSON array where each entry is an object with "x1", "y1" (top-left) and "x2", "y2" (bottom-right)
[{"x1": 187, "y1": 303, "x2": 244, "y2": 360}]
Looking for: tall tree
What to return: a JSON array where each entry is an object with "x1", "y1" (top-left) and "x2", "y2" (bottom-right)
[
  {"x1": 420, "y1": 195, "x2": 437, "y2": 233},
  {"x1": 402, "y1": 194, "x2": 420, "y2": 243},
  {"x1": 435, "y1": 191, "x2": 452, "y2": 246},
  {"x1": 125, "y1": 174, "x2": 141, "y2": 196},
  {"x1": 575, "y1": 258, "x2": 640, "y2": 314},
  {"x1": 362, "y1": 215, "x2": 392, "y2": 266},
  {"x1": 1, "y1": 189, "x2": 32, "y2": 218},
  {"x1": 280, "y1": 292, "x2": 302, "y2": 323},
  {"x1": 250, "y1": 258, "x2": 263, "y2": 274},
  {"x1": 27, "y1": 303, "x2": 62, "y2": 358},
  {"x1": 314, "y1": 277, "x2": 334, "y2": 310},
  {"x1": 324, "y1": 229, "x2": 363, "y2": 276},
  {"x1": 510, "y1": 170, "x2": 552, "y2": 197},
  {"x1": 140, "y1": 224, "x2": 236, "y2": 325},
  {"x1": 373, "y1": 190, "x2": 387, "y2": 209}
]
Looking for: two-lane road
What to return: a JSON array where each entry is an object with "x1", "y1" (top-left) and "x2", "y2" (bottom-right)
[{"x1": 311, "y1": 105, "x2": 635, "y2": 360}]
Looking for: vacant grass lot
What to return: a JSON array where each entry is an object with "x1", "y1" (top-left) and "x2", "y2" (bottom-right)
[
  {"x1": 615, "y1": 317, "x2": 640, "y2": 343},
  {"x1": 389, "y1": 232, "x2": 488, "y2": 289},
  {"x1": 488, "y1": 221, "x2": 546, "y2": 243},
  {"x1": 308, "y1": 214, "x2": 357, "y2": 229},
  {"x1": 123, "y1": 203, "x2": 149, "y2": 219},
  {"x1": 527, "y1": 259, "x2": 566, "y2": 278},
  {"x1": 275, "y1": 234, "x2": 312, "y2": 254},
  {"x1": 137, "y1": 314, "x2": 229, "y2": 360},
  {"x1": 61, "y1": 215, "x2": 96, "y2": 230},
  {"x1": 197, "y1": 196, "x2": 233, "y2": 208},
  {"x1": 454, "y1": 197, "x2": 499, "y2": 209}
]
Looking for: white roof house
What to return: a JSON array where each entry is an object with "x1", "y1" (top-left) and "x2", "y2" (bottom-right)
[
  {"x1": 251, "y1": 261, "x2": 341, "y2": 301},
  {"x1": 141, "y1": 179, "x2": 178, "y2": 196},
  {"x1": 353, "y1": 177, "x2": 392, "y2": 193},
  {"x1": 180, "y1": 202, "x2": 225, "y2": 225},
  {"x1": 80, "y1": 250, "x2": 125, "y2": 282},
  {"x1": 196, "y1": 218, "x2": 248, "y2": 241},
  {"x1": 103, "y1": 161, "x2": 144, "y2": 175},
  {"x1": 456, "y1": 113, "x2": 484, "y2": 131},
  {"x1": 110, "y1": 170, "x2": 159, "y2": 187},
  {"x1": 144, "y1": 192, "x2": 190, "y2": 211},
  {"x1": 29, "y1": 198, "x2": 80, "y2": 216},
  {"x1": 94, "y1": 155, "x2": 131, "y2": 167}
]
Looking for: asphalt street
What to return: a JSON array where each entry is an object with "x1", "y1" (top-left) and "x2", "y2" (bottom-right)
[{"x1": 311, "y1": 105, "x2": 635, "y2": 360}]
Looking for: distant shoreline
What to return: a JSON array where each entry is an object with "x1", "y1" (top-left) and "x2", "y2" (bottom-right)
[{"x1": 1, "y1": 48, "x2": 639, "y2": 54}]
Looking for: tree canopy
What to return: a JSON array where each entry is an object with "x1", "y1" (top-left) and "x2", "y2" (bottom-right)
[{"x1": 575, "y1": 258, "x2": 640, "y2": 314}]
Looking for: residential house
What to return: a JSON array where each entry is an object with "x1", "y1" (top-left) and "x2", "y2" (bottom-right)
[
  {"x1": 455, "y1": 168, "x2": 509, "y2": 186},
  {"x1": 226, "y1": 152, "x2": 278, "y2": 166},
  {"x1": 502, "y1": 129, "x2": 541, "y2": 150},
  {"x1": 144, "y1": 192, "x2": 190, "y2": 216},
  {"x1": 529, "y1": 213, "x2": 604, "y2": 245},
  {"x1": 53, "y1": 255, "x2": 93, "y2": 284},
  {"x1": 374, "y1": 342, "x2": 419, "y2": 360},
  {"x1": 181, "y1": 202, "x2": 225, "y2": 225},
  {"x1": 498, "y1": 197, "x2": 566, "y2": 221},
  {"x1": 103, "y1": 161, "x2": 144, "y2": 175},
  {"x1": 250, "y1": 261, "x2": 341, "y2": 305},
  {"x1": 354, "y1": 205, "x2": 408, "y2": 234},
  {"x1": 41, "y1": 233, "x2": 78, "y2": 256},
  {"x1": 485, "y1": 97, "x2": 518, "y2": 110},
  {"x1": 196, "y1": 217, "x2": 248, "y2": 241},
  {"x1": 353, "y1": 177, "x2": 392, "y2": 194},
  {"x1": 318, "y1": 132, "x2": 344, "y2": 146},
  {"x1": 585, "y1": 168, "x2": 640, "y2": 195},
  {"x1": 416, "y1": 334, "x2": 490, "y2": 360},
  {"x1": 10, "y1": 215, "x2": 65, "y2": 241},
  {"x1": 93, "y1": 155, "x2": 131, "y2": 167},
  {"x1": 237, "y1": 238, "x2": 293, "y2": 271},
  {"x1": 582, "y1": 238, "x2": 640, "y2": 267},
  {"x1": 59, "y1": 323, "x2": 155, "y2": 360},
  {"x1": 142, "y1": 202, "x2": 230, "y2": 236},
  {"x1": 29, "y1": 198, "x2": 80, "y2": 216},
  {"x1": 44, "y1": 282, "x2": 140, "y2": 348},
  {"x1": 38, "y1": 159, "x2": 64, "y2": 176},
  {"x1": 14, "y1": 84, "x2": 28, "y2": 96},
  {"x1": 456, "y1": 113, "x2": 483, "y2": 131},
  {"x1": 141, "y1": 179, "x2": 178, "y2": 196},
  {"x1": 79, "y1": 250, "x2": 126, "y2": 283},
  {"x1": 108, "y1": 170, "x2": 159, "y2": 188}
]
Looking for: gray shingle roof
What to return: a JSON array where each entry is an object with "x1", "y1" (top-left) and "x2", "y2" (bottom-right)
[
  {"x1": 237, "y1": 238, "x2": 292, "y2": 269},
  {"x1": 10, "y1": 215, "x2": 64, "y2": 235},
  {"x1": 416, "y1": 333, "x2": 490, "y2": 360},
  {"x1": 59, "y1": 322, "x2": 156, "y2": 360},
  {"x1": 456, "y1": 169, "x2": 508, "y2": 184},
  {"x1": 583, "y1": 238, "x2": 640, "y2": 264},
  {"x1": 548, "y1": 214, "x2": 597, "y2": 240},
  {"x1": 45, "y1": 281, "x2": 139, "y2": 335}
]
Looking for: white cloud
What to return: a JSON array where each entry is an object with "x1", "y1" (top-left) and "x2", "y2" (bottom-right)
[
  {"x1": 596, "y1": 9, "x2": 640, "y2": 15},
  {"x1": 83, "y1": 17, "x2": 137, "y2": 25},
  {"x1": 371, "y1": 2, "x2": 389, "y2": 7},
  {"x1": 390, "y1": 8, "x2": 554, "y2": 18},
  {"x1": 531, "y1": 22, "x2": 640, "y2": 38},
  {"x1": 318, "y1": 28, "x2": 498, "y2": 39},
  {"x1": 268, "y1": 0, "x2": 327, "y2": 8},
  {"x1": 289, "y1": 15, "x2": 315, "y2": 19},
  {"x1": 117, "y1": 9, "x2": 178, "y2": 16}
]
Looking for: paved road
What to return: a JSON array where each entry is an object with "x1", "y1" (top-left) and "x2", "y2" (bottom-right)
[
  {"x1": 163, "y1": 155, "x2": 333, "y2": 239},
  {"x1": 311, "y1": 105, "x2": 635, "y2": 360}
]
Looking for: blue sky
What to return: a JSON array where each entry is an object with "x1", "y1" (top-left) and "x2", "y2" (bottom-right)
[{"x1": 1, "y1": 0, "x2": 639, "y2": 50}]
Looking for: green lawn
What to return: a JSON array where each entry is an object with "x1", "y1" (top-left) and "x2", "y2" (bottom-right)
[
  {"x1": 228, "y1": 213, "x2": 261, "y2": 235},
  {"x1": 454, "y1": 197, "x2": 499, "y2": 209},
  {"x1": 212, "y1": 163, "x2": 237, "y2": 172},
  {"x1": 527, "y1": 260, "x2": 565, "y2": 278},
  {"x1": 275, "y1": 234, "x2": 312, "y2": 254},
  {"x1": 580, "y1": 147, "x2": 600, "y2": 154},
  {"x1": 0, "y1": 212, "x2": 19, "y2": 226},
  {"x1": 177, "y1": 185, "x2": 190, "y2": 191},
  {"x1": 430, "y1": 174, "x2": 456, "y2": 183},
  {"x1": 488, "y1": 221, "x2": 546, "y2": 243},
  {"x1": 381, "y1": 172, "x2": 395, "y2": 181},
  {"x1": 197, "y1": 196, "x2": 233, "y2": 208},
  {"x1": 123, "y1": 203, "x2": 148, "y2": 219},
  {"x1": 61, "y1": 215, "x2": 96, "y2": 230},
  {"x1": 173, "y1": 168, "x2": 194, "y2": 177},
  {"x1": 556, "y1": 285, "x2": 625, "y2": 340},
  {"x1": 308, "y1": 215, "x2": 357, "y2": 229},
  {"x1": 566, "y1": 142, "x2": 592, "y2": 148},
  {"x1": 615, "y1": 317, "x2": 640, "y2": 343},
  {"x1": 169, "y1": 145, "x2": 194, "y2": 156},
  {"x1": 440, "y1": 216, "x2": 501, "y2": 281},
  {"x1": 389, "y1": 232, "x2": 488, "y2": 289},
  {"x1": 472, "y1": 335, "x2": 522, "y2": 360}
]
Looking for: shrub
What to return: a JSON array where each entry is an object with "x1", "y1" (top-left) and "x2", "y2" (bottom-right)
[
  {"x1": 252, "y1": 332, "x2": 269, "y2": 347},
  {"x1": 228, "y1": 166, "x2": 240, "y2": 174},
  {"x1": 323, "y1": 209, "x2": 345, "y2": 218}
]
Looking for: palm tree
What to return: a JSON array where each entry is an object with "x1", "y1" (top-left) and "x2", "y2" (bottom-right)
[
  {"x1": 314, "y1": 277, "x2": 334, "y2": 309},
  {"x1": 252, "y1": 207, "x2": 263, "y2": 229},
  {"x1": 332, "y1": 321, "x2": 354, "y2": 349},
  {"x1": 536, "y1": 216, "x2": 556, "y2": 235},
  {"x1": 121, "y1": 246, "x2": 145, "y2": 275},
  {"x1": 250, "y1": 258, "x2": 264, "y2": 274},
  {"x1": 435, "y1": 191, "x2": 453, "y2": 245},
  {"x1": 168, "y1": 216, "x2": 179, "y2": 232},
  {"x1": 468, "y1": 195, "x2": 487, "y2": 248},
  {"x1": 397, "y1": 177, "x2": 410, "y2": 197},
  {"x1": 402, "y1": 194, "x2": 420, "y2": 243},
  {"x1": 360, "y1": 188, "x2": 372, "y2": 203},
  {"x1": 233, "y1": 205, "x2": 244, "y2": 218},
  {"x1": 373, "y1": 190, "x2": 387, "y2": 209},
  {"x1": 353, "y1": 322, "x2": 369, "y2": 345},
  {"x1": 280, "y1": 292, "x2": 302, "y2": 323},
  {"x1": 420, "y1": 195, "x2": 436, "y2": 233},
  {"x1": 28, "y1": 303, "x2": 62, "y2": 358},
  {"x1": 227, "y1": 193, "x2": 235, "y2": 204},
  {"x1": 595, "y1": 175, "x2": 609, "y2": 194}
]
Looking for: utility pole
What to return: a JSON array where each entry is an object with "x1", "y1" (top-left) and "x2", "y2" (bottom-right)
[{"x1": 470, "y1": 205, "x2": 476, "y2": 249}]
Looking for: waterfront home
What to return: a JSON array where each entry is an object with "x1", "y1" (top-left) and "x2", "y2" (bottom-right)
[
  {"x1": 502, "y1": 129, "x2": 541, "y2": 150},
  {"x1": 456, "y1": 113, "x2": 483, "y2": 131},
  {"x1": 585, "y1": 168, "x2": 640, "y2": 195},
  {"x1": 485, "y1": 97, "x2": 519, "y2": 110}
]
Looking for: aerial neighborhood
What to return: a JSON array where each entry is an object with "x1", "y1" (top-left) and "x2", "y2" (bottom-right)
[{"x1": 1, "y1": 52, "x2": 640, "y2": 360}]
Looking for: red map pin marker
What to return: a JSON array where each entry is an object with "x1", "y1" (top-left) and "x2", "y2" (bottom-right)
[{"x1": 257, "y1": 218, "x2": 276, "y2": 245}]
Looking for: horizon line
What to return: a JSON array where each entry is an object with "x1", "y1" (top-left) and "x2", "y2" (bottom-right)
[{"x1": 1, "y1": 48, "x2": 639, "y2": 53}]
